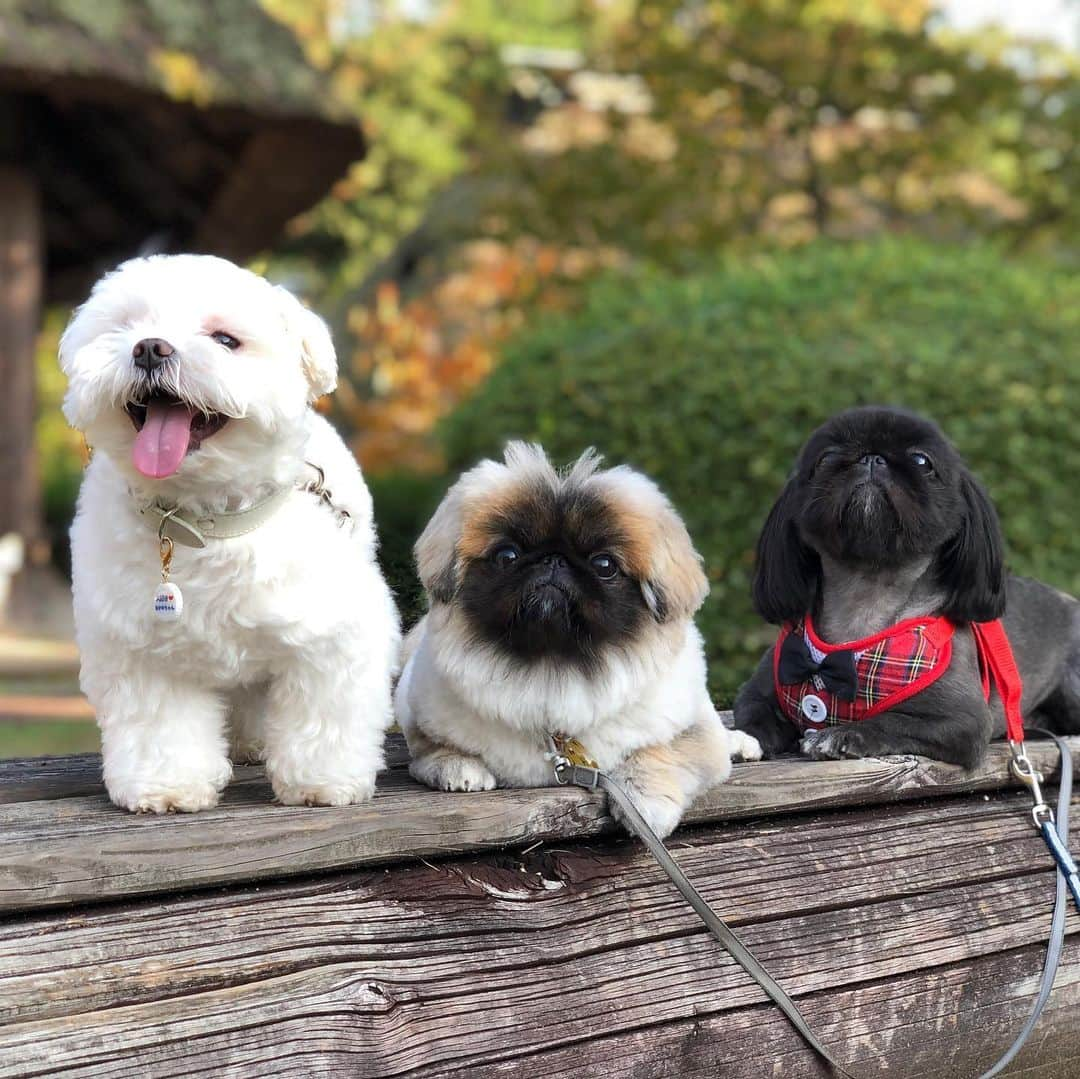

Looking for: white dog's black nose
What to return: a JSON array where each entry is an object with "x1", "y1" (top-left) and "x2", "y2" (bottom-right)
[{"x1": 132, "y1": 337, "x2": 175, "y2": 372}]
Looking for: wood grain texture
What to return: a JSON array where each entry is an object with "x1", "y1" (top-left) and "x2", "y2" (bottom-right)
[
  {"x1": 0, "y1": 793, "x2": 1075, "y2": 1077},
  {"x1": 1, "y1": 735, "x2": 1077, "y2": 913}
]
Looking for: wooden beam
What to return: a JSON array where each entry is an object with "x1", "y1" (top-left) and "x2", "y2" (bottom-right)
[
  {"x1": 0, "y1": 734, "x2": 1075, "y2": 913},
  {"x1": 0, "y1": 794, "x2": 1074, "y2": 1076}
]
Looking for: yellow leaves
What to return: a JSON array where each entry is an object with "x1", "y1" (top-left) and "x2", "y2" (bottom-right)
[
  {"x1": 150, "y1": 50, "x2": 213, "y2": 107},
  {"x1": 339, "y1": 238, "x2": 618, "y2": 474}
]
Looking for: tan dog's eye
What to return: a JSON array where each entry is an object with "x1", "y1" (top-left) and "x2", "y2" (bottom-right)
[
  {"x1": 210, "y1": 331, "x2": 242, "y2": 350},
  {"x1": 491, "y1": 544, "x2": 520, "y2": 568},
  {"x1": 590, "y1": 553, "x2": 619, "y2": 579}
]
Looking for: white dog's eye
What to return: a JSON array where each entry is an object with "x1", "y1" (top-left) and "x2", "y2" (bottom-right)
[{"x1": 210, "y1": 331, "x2": 242, "y2": 350}]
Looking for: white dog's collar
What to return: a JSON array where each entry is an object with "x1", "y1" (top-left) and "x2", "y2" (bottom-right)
[
  {"x1": 134, "y1": 462, "x2": 349, "y2": 548},
  {"x1": 136, "y1": 486, "x2": 294, "y2": 548}
]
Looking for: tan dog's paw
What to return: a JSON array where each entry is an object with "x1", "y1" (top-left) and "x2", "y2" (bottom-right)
[
  {"x1": 610, "y1": 783, "x2": 682, "y2": 840},
  {"x1": 229, "y1": 741, "x2": 264, "y2": 765},
  {"x1": 410, "y1": 752, "x2": 497, "y2": 793},
  {"x1": 729, "y1": 729, "x2": 763, "y2": 762}
]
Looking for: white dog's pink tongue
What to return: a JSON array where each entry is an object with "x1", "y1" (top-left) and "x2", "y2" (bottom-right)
[{"x1": 132, "y1": 400, "x2": 194, "y2": 478}]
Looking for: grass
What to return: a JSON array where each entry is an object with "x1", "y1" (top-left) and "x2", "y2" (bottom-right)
[{"x1": 0, "y1": 720, "x2": 100, "y2": 759}]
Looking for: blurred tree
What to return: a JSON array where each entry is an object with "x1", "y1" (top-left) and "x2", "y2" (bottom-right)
[{"x1": 260, "y1": 0, "x2": 1076, "y2": 474}]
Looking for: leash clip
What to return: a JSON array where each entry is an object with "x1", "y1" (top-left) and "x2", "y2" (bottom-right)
[
  {"x1": 1010, "y1": 740, "x2": 1055, "y2": 829},
  {"x1": 545, "y1": 733, "x2": 601, "y2": 788}
]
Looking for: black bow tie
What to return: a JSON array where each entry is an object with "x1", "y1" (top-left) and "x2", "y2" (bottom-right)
[{"x1": 777, "y1": 632, "x2": 858, "y2": 702}]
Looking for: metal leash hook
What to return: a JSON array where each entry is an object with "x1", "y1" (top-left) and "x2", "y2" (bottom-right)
[
  {"x1": 545, "y1": 733, "x2": 601, "y2": 789},
  {"x1": 1009, "y1": 739, "x2": 1054, "y2": 829}
]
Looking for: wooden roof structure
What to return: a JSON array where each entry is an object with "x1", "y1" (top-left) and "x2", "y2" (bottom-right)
[
  {"x1": 0, "y1": 0, "x2": 365, "y2": 301},
  {"x1": 1, "y1": 729, "x2": 1078, "y2": 1075}
]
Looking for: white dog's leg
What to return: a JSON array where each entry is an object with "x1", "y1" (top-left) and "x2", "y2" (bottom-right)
[
  {"x1": 262, "y1": 640, "x2": 392, "y2": 807},
  {"x1": 90, "y1": 668, "x2": 232, "y2": 814}
]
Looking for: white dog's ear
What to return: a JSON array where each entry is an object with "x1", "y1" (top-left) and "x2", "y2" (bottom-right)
[{"x1": 277, "y1": 287, "x2": 337, "y2": 400}]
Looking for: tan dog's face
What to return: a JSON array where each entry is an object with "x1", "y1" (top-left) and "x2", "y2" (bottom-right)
[
  {"x1": 59, "y1": 254, "x2": 336, "y2": 486},
  {"x1": 416, "y1": 444, "x2": 708, "y2": 669}
]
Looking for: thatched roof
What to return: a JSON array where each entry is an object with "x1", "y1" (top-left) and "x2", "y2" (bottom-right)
[{"x1": 0, "y1": 0, "x2": 366, "y2": 300}]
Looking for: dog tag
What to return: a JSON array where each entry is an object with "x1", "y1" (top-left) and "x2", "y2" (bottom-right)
[
  {"x1": 153, "y1": 535, "x2": 183, "y2": 621},
  {"x1": 153, "y1": 581, "x2": 184, "y2": 621}
]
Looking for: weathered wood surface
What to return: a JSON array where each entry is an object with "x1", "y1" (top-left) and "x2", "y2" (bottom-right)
[
  {"x1": 1, "y1": 735, "x2": 1077, "y2": 913},
  {"x1": 0, "y1": 791, "x2": 1076, "y2": 1077}
]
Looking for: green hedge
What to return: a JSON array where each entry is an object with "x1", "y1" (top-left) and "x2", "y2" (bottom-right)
[{"x1": 435, "y1": 239, "x2": 1080, "y2": 703}]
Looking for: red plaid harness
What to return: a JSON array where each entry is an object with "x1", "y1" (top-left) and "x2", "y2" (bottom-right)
[{"x1": 774, "y1": 614, "x2": 1023, "y2": 734}]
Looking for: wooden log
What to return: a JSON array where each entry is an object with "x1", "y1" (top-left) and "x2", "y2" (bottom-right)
[
  {"x1": 0, "y1": 736, "x2": 1076, "y2": 912},
  {"x1": 0, "y1": 794, "x2": 1075, "y2": 1077}
]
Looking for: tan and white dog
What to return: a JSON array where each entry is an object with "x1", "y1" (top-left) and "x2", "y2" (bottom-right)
[
  {"x1": 61, "y1": 255, "x2": 400, "y2": 813},
  {"x1": 394, "y1": 443, "x2": 760, "y2": 838}
]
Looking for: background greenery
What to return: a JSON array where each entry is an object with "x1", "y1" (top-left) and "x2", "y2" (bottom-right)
[{"x1": 416, "y1": 238, "x2": 1078, "y2": 702}]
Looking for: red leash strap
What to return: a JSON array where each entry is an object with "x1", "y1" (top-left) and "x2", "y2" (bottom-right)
[{"x1": 972, "y1": 619, "x2": 1025, "y2": 743}]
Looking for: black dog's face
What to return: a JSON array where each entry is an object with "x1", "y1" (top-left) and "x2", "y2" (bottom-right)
[
  {"x1": 457, "y1": 483, "x2": 651, "y2": 666},
  {"x1": 796, "y1": 409, "x2": 967, "y2": 568},
  {"x1": 753, "y1": 406, "x2": 1005, "y2": 625}
]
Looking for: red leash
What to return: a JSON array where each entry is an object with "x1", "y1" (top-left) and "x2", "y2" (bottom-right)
[{"x1": 971, "y1": 619, "x2": 1026, "y2": 744}]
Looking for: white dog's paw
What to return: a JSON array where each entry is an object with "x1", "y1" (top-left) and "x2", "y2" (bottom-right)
[
  {"x1": 272, "y1": 773, "x2": 376, "y2": 807},
  {"x1": 410, "y1": 752, "x2": 497, "y2": 793},
  {"x1": 610, "y1": 785, "x2": 683, "y2": 840},
  {"x1": 109, "y1": 778, "x2": 225, "y2": 815},
  {"x1": 728, "y1": 729, "x2": 763, "y2": 762}
]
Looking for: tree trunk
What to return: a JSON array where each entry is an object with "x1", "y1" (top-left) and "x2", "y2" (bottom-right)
[{"x1": 0, "y1": 168, "x2": 64, "y2": 632}]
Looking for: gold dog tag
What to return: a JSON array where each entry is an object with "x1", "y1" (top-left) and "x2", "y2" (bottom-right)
[{"x1": 153, "y1": 537, "x2": 183, "y2": 622}]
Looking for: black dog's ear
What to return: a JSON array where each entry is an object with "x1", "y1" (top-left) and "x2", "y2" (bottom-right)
[
  {"x1": 935, "y1": 473, "x2": 1006, "y2": 623},
  {"x1": 752, "y1": 478, "x2": 821, "y2": 624}
]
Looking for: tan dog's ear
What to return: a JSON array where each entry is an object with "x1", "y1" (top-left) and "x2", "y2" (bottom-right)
[
  {"x1": 602, "y1": 468, "x2": 708, "y2": 623},
  {"x1": 415, "y1": 482, "x2": 465, "y2": 603},
  {"x1": 640, "y1": 505, "x2": 709, "y2": 623},
  {"x1": 276, "y1": 286, "x2": 337, "y2": 400}
]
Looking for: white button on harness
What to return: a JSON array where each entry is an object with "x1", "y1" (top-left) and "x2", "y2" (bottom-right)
[{"x1": 801, "y1": 694, "x2": 828, "y2": 725}]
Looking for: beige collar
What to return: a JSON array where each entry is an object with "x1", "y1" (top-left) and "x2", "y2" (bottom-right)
[{"x1": 134, "y1": 462, "x2": 349, "y2": 548}]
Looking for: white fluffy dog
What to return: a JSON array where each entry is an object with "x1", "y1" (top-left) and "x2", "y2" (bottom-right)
[{"x1": 60, "y1": 254, "x2": 400, "y2": 813}]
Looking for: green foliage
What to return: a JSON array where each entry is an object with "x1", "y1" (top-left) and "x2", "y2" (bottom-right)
[
  {"x1": 437, "y1": 239, "x2": 1080, "y2": 703},
  {"x1": 368, "y1": 470, "x2": 449, "y2": 630}
]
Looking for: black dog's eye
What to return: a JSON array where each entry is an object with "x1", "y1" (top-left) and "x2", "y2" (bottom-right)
[
  {"x1": 210, "y1": 331, "x2": 242, "y2": 350},
  {"x1": 908, "y1": 450, "x2": 934, "y2": 473},
  {"x1": 590, "y1": 553, "x2": 619, "y2": 579},
  {"x1": 491, "y1": 544, "x2": 521, "y2": 568}
]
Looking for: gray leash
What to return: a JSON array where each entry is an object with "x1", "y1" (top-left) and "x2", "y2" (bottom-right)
[
  {"x1": 547, "y1": 733, "x2": 1076, "y2": 1079},
  {"x1": 546, "y1": 734, "x2": 854, "y2": 1078},
  {"x1": 979, "y1": 728, "x2": 1075, "y2": 1079}
]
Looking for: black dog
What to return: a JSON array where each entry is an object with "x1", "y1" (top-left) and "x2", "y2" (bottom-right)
[{"x1": 733, "y1": 406, "x2": 1080, "y2": 767}]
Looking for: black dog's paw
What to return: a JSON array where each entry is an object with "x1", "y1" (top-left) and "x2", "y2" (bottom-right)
[{"x1": 800, "y1": 726, "x2": 881, "y2": 761}]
